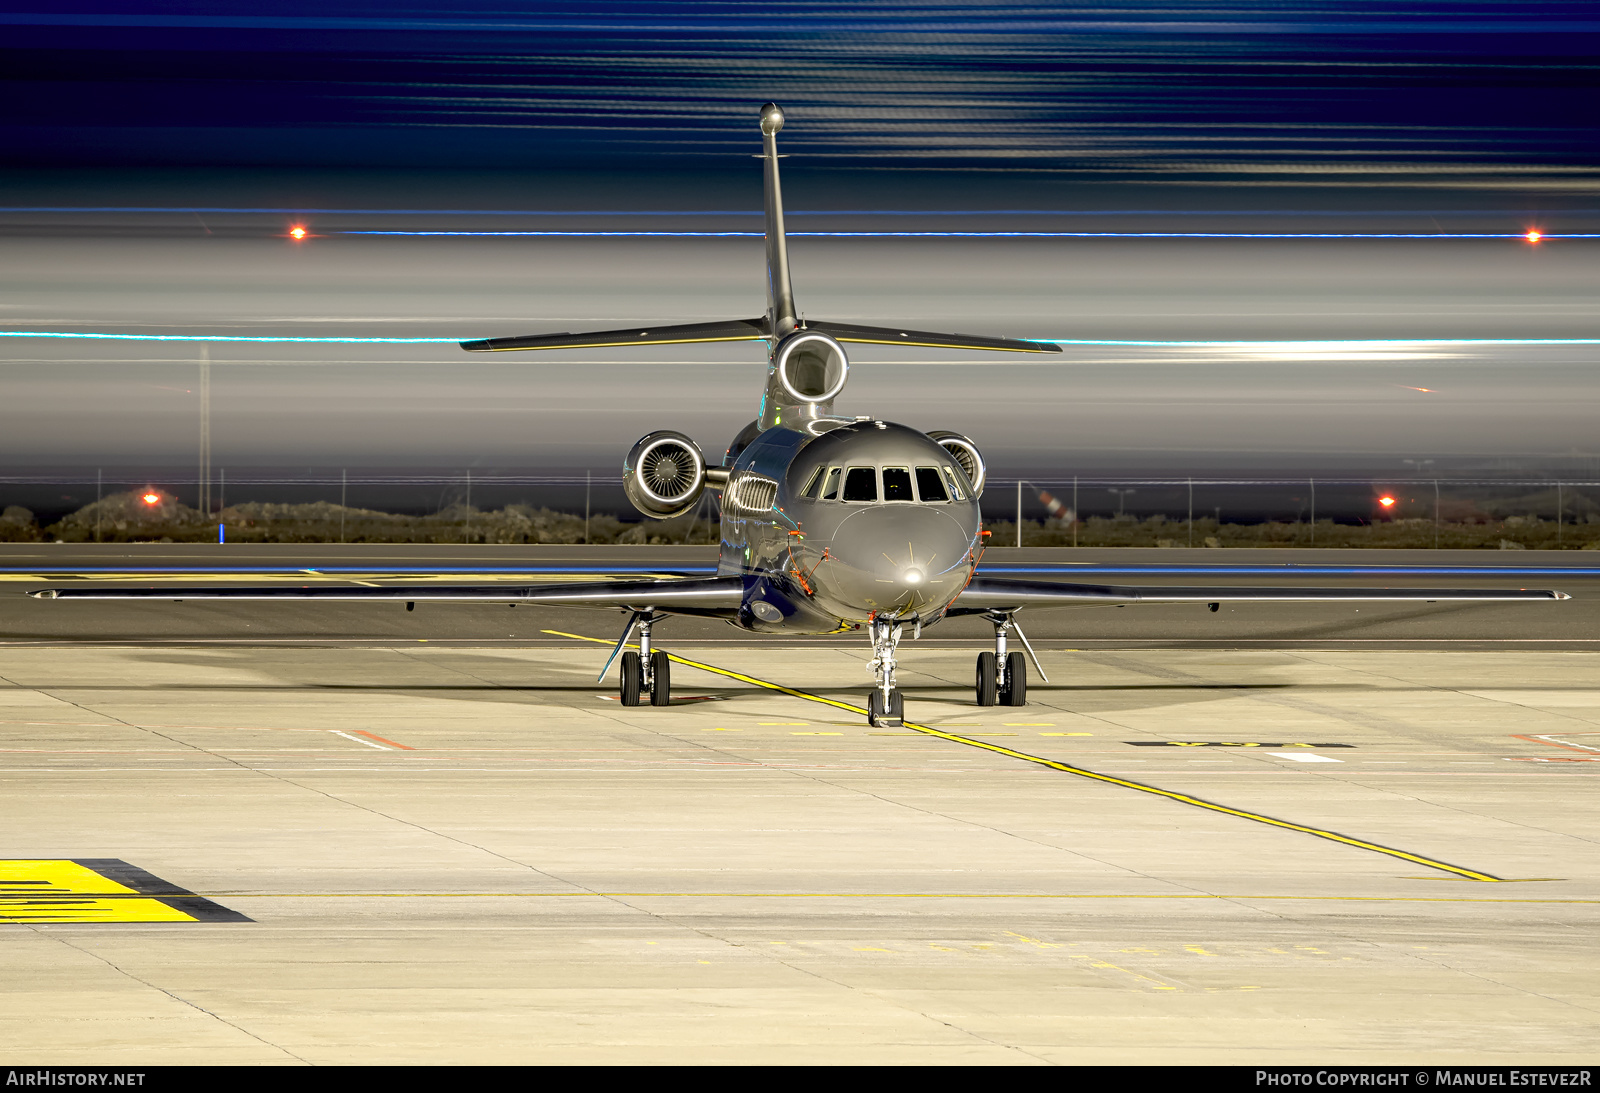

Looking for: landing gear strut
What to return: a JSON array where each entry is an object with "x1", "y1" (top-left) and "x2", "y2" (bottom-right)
[
  {"x1": 609, "y1": 610, "x2": 671, "y2": 707},
  {"x1": 866, "y1": 616, "x2": 904, "y2": 727},
  {"x1": 976, "y1": 613, "x2": 1046, "y2": 708}
]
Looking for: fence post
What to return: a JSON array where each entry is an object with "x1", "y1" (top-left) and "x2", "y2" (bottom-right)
[{"x1": 1072, "y1": 475, "x2": 1078, "y2": 548}]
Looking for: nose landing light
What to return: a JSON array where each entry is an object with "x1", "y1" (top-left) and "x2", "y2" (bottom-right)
[{"x1": 903, "y1": 568, "x2": 925, "y2": 586}]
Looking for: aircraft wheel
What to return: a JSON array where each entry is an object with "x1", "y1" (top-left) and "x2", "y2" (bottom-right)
[
  {"x1": 867, "y1": 689, "x2": 904, "y2": 727},
  {"x1": 649, "y1": 650, "x2": 672, "y2": 706},
  {"x1": 620, "y1": 651, "x2": 643, "y2": 706},
  {"x1": 1000, "y1": 652, "x2": 1027, "y2": 706},
  {"x1": 975, "y1": 651, "x2": 998, "y2": 706}
]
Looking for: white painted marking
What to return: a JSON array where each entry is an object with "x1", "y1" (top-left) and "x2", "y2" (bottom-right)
[
  {"x1": 329, "y1": 730, "x2": 390, "y2": 751},
  {"x1": 1268, "y1": 751, "x2": 1343, "y2": 763}
]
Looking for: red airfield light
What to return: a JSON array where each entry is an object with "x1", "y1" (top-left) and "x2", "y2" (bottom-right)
[
  {"x1": 1525, "y1": 229, "x2": 1542, "y2": 243},
  {"x1": 288, "y1": 225, "x2": 308, "y2": 241},
  {"x1": 1377, "y1": 496, "x2": 1397, "y2": 509},
  {"x1": 142, "y1": 492, "x2": 161, "y2": 505}
]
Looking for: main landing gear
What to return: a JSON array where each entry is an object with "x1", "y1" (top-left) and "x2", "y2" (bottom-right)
[
  {"x1": 609, "y1": 611, "x2": 672, "y2": 707},
  {"x1": 866, "y1": 616, "x2": 904, "y2": 727},
  {"x1": 976, "y1": 613, "x2": 1046, "y2": 707}
]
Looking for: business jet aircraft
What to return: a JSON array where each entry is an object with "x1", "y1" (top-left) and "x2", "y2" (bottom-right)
[{"x1": 35, "y1": 103, "x2": 1565, "y2": 727}]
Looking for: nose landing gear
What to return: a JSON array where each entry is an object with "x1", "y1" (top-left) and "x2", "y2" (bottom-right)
[
  {"x1": 607, "y1": 610, "x2": 672, "y2": 707},
  {"x1": 866, "y1": 616, "x2": 904, "y2": 726},
  {"x1": 976, "y1": 613, "x2": 1045, "y2": 707}
]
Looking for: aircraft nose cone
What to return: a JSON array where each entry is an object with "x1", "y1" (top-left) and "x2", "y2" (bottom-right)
[{"x1": 821, "y1": 506, "x2": 976, "y2": 619}]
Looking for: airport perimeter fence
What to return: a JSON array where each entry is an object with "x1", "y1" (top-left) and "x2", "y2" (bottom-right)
[{"x1": 0, "y1": 472, "x2": 1597, "y2": 550}]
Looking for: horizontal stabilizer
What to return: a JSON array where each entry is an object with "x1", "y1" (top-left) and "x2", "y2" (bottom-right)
[
  {"x1": 461, "y1": 319, "x2": 767, "y2": 353},
  {"x1": 952, "y1": 578, "x2": 1567, "y2": 612},
  {"x1": 806, "y1": 321, "x2": 1062, "y2": 354},
  {"x1": 32, "y1": 577, "x2": 748, "y2": 618}
]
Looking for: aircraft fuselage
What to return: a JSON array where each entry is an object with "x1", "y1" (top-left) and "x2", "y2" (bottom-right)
[{"x1": 718, "y1": 420, "x2": 983, "y2": 634}]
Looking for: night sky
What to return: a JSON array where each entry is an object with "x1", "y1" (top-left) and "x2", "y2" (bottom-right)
[
  {"x1": 3, "y1": 2, "x2": 1596, "y2": 178},
  {"x1": 2, "y1": 3, "x2": 1598, "y2": 518}
]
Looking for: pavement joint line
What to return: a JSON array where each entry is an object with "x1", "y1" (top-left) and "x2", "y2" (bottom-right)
[
  {"x1": 543, "y1": 628, "x2": 1505, "y2": 883},
  {"x1": 27, "y1": 892, "x2": 1597, "y2": 904}
]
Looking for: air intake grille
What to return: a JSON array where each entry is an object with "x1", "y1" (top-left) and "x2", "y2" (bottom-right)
[{"x1": 729, "y1": 474, "x2": 778, "y2": 513}]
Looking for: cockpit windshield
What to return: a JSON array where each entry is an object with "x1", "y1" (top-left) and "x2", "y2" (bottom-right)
[
  {"x1": 915, "y1": 467, "x2": 948, "y2": 502},
  {"x1": 804, "y1": 464, "x2": 966, "y2": 504},
  {"x1": 842, "y1": 467, "x2": 878, "y2": 502},
  {"x1": 881, "y1": 467, "x2": 913, "y2": 502}
]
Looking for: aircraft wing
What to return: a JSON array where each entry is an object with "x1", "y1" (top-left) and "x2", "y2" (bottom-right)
[
  {"x1": 460, "y1": 319, "x2": 768, "y2": 353},
  {"x1": 31, "y1": 576, "x2": 747, "y2": 618},
  {"x1": 805, "y1": 321, "x2": 1062, "y2": 354},
  {"x1": 951, "y1": 578, "x2": 1568, "y2": 612}
]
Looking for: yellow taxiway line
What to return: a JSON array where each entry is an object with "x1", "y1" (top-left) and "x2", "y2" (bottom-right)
[{"x1": 544, "y1": 628, "x2": 1505, "y2": 884}]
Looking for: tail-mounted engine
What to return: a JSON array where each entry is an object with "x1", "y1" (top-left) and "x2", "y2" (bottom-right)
[
  {"x1": 623, "y1": 430, "x2": 707, "y2": 519},
  {"x1": 927, "y1": 431, "x2": 986, "y2": 498},
  {"x1": 760, "y1": 331, "x2": 849, "y2": 429}
]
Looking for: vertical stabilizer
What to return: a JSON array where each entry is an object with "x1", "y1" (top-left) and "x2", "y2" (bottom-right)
[{"x1": 760, "y1": 103, "x2": 799, "y2": 336}]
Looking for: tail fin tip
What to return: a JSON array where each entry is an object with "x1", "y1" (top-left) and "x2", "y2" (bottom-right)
[{"x1": 760, "y1": 102, "x2": 784, "y2": 135}]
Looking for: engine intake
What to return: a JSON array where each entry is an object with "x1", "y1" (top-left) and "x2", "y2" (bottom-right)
[
  {"x1": 927, "y1": 431, "x2": 986, "y2": 498},
  {"x1": 623, "y1": 431, "x2": 706, "y2": 519},
  {"x1": 774, "y1": 332, "x2": 848, "y2": 403}
]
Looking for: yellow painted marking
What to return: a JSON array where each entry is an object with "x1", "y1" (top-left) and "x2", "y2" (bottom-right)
[
  {"x1": 1, "y1": 859, "x2": 139, "y2": 895},
  {"x1": 540, "y1": 629, "x2": 1506, "y2": 883},
  {"x1": 1, "y1": 897, "x2": 196, "y2": 923},
  {"x1": 0, "y1": 860, "x2": 197, "y2": 923},
  {"x1": 1186, "y1": 945, "x2": 1217, "y2": 956}
]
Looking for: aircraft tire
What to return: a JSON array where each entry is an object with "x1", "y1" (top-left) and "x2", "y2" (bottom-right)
[
  {"x1": 1001, "y1": 652, "x2": 1027, "y2": 706},
  {"x1": 975, "y1": 652, "x2": 998, "y2": 706},
  {"x1": 620, "y1": 651, "x2": 643, "y2": 706},
  {"x1": 649, "y1": 650, "x2": 672, "y2": 706},
  {"x1": 868, "y1": 689, "x2": 904, "y2": 727}
]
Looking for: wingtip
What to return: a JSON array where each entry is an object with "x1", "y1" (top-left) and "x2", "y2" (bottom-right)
[
  {"x1": 28, "y1": 589, "x2": 57, "y2": 599},
  {"x1": 459, "y1": 339, "x2": 493, "y2": 352},
  {"x1": 1555, "y1": 591, "x2": 1572, "y2": 600}
]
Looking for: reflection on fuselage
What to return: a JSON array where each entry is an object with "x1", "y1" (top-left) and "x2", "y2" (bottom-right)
[{"x1": 717, "y1": 420, "x2": 983, "y2": 633}]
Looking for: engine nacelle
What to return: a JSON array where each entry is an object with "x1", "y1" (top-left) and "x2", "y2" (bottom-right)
[
  {"x1": 773, "y1": 331, "x2": 849, "y2": 404},
  {"x1": 927, "y1": 430, "x2": 986, "y2": 498},
  {"x1": 623, "y1": 430, "x2": 707, "y2": 519}
]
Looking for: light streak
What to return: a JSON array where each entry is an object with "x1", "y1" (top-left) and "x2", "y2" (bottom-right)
[
  {"x1": 339, "y1": 230, "x2": 1598, "y2": 239},
  {"x1": 3, "y1": 333, "x2": 1600, "y2": 348}
]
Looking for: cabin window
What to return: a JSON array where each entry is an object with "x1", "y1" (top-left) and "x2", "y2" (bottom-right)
[
  {"x1": 820, "y1": 467, "x2": 842, "y2": 500},
  {"x1": 915, "y1": 467, "x2": 948, "y2": 502},
  {"x1": 881, "y1": 467, "x2": 913, "y2": 502},
  {"x1": 842, "y1": 467, "x2": 878, "y2": 502},
  {"x1": 942, "y1": 466, "x2": 966, "y2": 501},
  {"x1": 798, "y1": 467, "x2": 824, "y2": 498}
]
